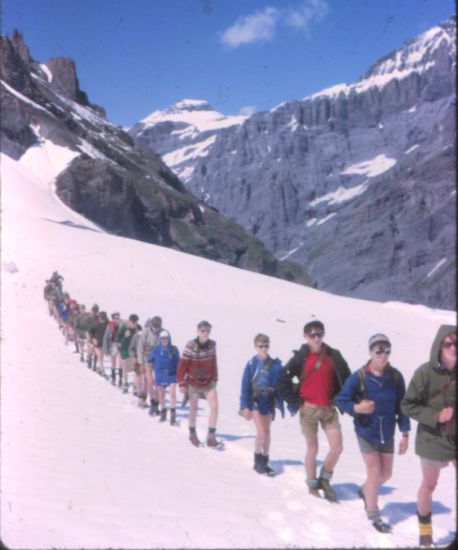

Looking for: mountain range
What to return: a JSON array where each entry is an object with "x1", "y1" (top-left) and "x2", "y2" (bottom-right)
[
  {"x1": 0, "y1": 31, "x2": 312, "y2": 287},
  {"x1": 129, "y1": 17, "x2": 456, "y2": 310}
]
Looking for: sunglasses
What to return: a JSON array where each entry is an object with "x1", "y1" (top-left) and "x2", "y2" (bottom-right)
[
  {"x1": 442, "y1": 341, "x2": 457, "y2": 349},
  {"x1": 308, "y1": 332, "x2": 323, "y2": 339},
  {"x1": 256, "y1": 344, "x2": 270, "y2": 349},
  {"x1": 373, "y1": 348, "x2": 391, "y2": 356}
]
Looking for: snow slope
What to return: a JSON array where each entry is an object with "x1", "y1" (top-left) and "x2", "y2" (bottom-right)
[{"x1": 1, "y1": 145, "x2": 456, "y2": 549}]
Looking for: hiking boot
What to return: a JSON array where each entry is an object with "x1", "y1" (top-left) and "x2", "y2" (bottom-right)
[
  {"x1": 189, "y1": 433, "x2": 202, "y2": 447},
  {"x1": 138, "y1": 396, "x2": 147, "y2": 408},
  {"x1": 306, "y1": 478, "x2": 321, "y2": 497},
  {"x1": 170, "y1": 408, "x2": 177, "y2": 425},
  {"x1": 206, "y1": 436, "x2": 222, "y2": 448},
  {"x1": 149, "y1": 400, "x2": 159, "y2": 417},
  {"x1": 319, "y1": 468, "x2": 338, "y2": 502},
  {"x1": 253, "y1": 453, "x2": 265, "y2": 474},
  {"x1": 372, "y1": 519, "x2": 392, "y2": 533},
  {"x1": 260, "y1": 454, "x2": 275, "y2": 476},
  {"x1": 159, "y1": 408, "x2": 167, "y2": 422},
  {"x1": 419, "y1": 534, "x2": 433, "y2": 547},
  {"x1": 122, "y1": 384, "x2": 129, "y2": 394},
  {"x1": 80, "y1": 354, "x2": 85, "y2": 362}
]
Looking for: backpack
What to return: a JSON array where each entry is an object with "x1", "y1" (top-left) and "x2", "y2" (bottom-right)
[
  {"x1": 355, "y1": 365, "x2": 400, "y2": 401},
  {"x1": 251, "y1": 358, "x2": 275, "y2": 399}
]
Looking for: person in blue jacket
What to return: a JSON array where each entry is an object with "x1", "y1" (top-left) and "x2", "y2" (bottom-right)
[
  {"x1": 148, "y1": 330, "x2": 180, "y2": 425},
  {"x1": 335, "y1": 333, "x2": 410, "y2": 534},
  {"x1": 240, "y1": 333, "x2": 284, "y2": 476}
]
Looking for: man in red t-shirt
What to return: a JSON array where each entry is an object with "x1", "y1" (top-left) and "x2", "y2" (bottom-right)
[{"x1": 278, "y1": 320, "x2": 351, "y2": 501}]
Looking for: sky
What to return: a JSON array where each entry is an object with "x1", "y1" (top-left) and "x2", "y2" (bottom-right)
[
  {"x1": 1, "y1": 134, "x2": 456, "y2": 548},
  {"x1": 2, "y1": 0, "x2": 455, "y2": 126}
]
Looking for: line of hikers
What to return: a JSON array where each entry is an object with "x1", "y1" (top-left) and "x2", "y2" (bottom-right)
[{"x1": 44, "y1": 272, "x2": 456, "y2": 547}]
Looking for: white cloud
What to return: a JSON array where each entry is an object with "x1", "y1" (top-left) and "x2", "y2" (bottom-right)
[
  {"x1": 220, "y1": 1, "x2": 329, "y2": 49},
  {"x1": 220, "y1": 6, "x2": 279, "y2": 48},
  {"x1": 239, "y1": 105, "x2": 256, "y2": 116},
  {"x1": 283, "y1": 0, "x2": 329, "y2": 32}
]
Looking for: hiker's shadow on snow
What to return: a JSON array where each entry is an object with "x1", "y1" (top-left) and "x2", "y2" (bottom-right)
[
  {"x1": 333, "y1": 483, "x2": 395, "y2": 502},
  {"x1": 269, "y1": 458, "x2": 303, "y2": 475},
  {"x1": 42, "y1": 217, "x2": 102, "y2": 232},
  {"x1": 217, "y1": 433, "x2": 255, "y2": 442},
  {"x1": 435, "y1": 530, "x2": 456, "y2": 547},
  {"x1": 381, "y1": 500, "x2": 451, "y2": 526}
]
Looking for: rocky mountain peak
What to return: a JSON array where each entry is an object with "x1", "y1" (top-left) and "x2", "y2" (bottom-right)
[
  {"x1": 10, "y1": 29, "x2": 32, "y2": 66},
  {"x1": 45, "y1": 57, "x2": 90, "y2": 106},
  {"x1": 364, "y1": 16, "x2": 456, "y2": 80}
]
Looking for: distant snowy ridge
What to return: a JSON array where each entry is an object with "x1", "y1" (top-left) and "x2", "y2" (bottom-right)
[
  {"x1": 303, "y1": 23, "x2": 455, "y2": 102},
  {"x1": 139, "y1": 99, "x2": 248, "y2": 134},
  {"x1": 130, "y1": 99, "x2": 248, "y2": 182}
]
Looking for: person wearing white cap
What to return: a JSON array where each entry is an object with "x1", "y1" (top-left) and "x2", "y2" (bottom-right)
[
  {"x1": 335, "y1": 333, "x2": 410, "y2": 534},
  {"x1": 147, "y1": 329, "x2": 180, "y2": 425}
]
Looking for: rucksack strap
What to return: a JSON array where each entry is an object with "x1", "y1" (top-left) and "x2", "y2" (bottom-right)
[{"x1": 300, "y1": 348, "x2": 327, "y2": 384}]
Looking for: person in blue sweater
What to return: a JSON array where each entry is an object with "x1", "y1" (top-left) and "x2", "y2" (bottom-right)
[
  {"x1": 240, "y1": 333, "x2": 284, "y2": 476},
  {"x1": 147, "y1": 330, "x2": 180, "y2": 425},
  {"x1": 335, "y1": 333, "x2": 410, "y2": 534}
]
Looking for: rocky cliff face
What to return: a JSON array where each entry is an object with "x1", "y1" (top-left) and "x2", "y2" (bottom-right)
[
  {"x1": 0, "y1": 31, "x2": 313, "y2": 287},
  {"x1": 130, "y1": 17, "x2": 456, "y2": 310}
]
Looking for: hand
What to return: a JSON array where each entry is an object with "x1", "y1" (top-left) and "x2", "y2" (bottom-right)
[
  {"x1": 243, "y1": 408, "x2": 253, "y2": 421},
  {"x1": 179, "y1": 385, "x2": 187, "y2": 395},
  {"x1": 438, "y1": 406, "x2": 454, "y2": 423},
  {"x1": 398, "y1": 435, "x2": 409, "y2": 455},
  {"x1": 354, "y1": 399, "x2": 375, "y2": 414}
]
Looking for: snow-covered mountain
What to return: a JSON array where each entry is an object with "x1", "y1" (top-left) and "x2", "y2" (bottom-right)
[
  {"x1": 0, "y1": 31, "x2": 311, "y2": 287},
  {"x1": 131, "y1": 17, "x2": 456, "y2": 310},
  {"x1": 1, "y1": 142, "x2": 456, "y2": 549},
  {"x1": 129, "y1": 99, "x2": 247, "y2": 183}
]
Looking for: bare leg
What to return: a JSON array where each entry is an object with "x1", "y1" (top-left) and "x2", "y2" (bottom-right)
[
  {"x1": 188, "y1": 396, "x2": 198, "y2": 429},
  {"x1": 206, "y1": 388, "x2": 219, "y2": 429},
  {"x1": 252, "y1": 411, "x2": 272, "y2": 454},
  {"x1": 417, "y1": 462, "x2": 441, "y2": 516},
  {"x1": 323, "y1": 428, "x2": 343, "y2": 473},
  {"x1": 304, "y1": 434, "x2": 319, "y2": 481}
]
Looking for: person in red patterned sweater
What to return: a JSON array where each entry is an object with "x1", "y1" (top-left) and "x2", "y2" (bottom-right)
[
  {"x1": 177, "y1": 320, "x2": 220, "y2": 447},
  {"x1": 277, "y1": 320, "x2": 351, "y2": 502}
]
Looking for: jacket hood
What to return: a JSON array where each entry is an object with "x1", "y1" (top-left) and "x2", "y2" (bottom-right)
[
  {"x1": 158, "y1": 329, "x2": 172, "y2": 345},
  {"x1": 429, "y1": 325, "x2": 456, "y2": 365}
]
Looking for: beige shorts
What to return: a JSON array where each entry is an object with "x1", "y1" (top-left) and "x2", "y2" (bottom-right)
[
  {"x1": 187, "y1": 380, "x2": 217, "y2": 400},
  {"x1": 299, "y1": 403, "x2": 341, "y2": 437},
  {"x1": 421, "y1": 457, "x2": 452, "y2": 470},
  {"x1": 121, "y1": 357, "x2": 137, "y2": 373}
]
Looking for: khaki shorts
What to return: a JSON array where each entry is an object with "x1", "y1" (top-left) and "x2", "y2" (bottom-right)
[
  {"x1": 122, "y1": 357, "x2": 137, "y2": 373},
  {"x1": 299, "y1": 403, "x2": 341, "y2": 437},
  {"x1": 421, "y1": 457, "x2": 452, "y2": 470},
  {"x1": 187, "y1": 380, "x2": 217, "y2": 400}
]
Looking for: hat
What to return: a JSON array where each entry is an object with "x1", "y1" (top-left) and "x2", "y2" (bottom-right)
[
  {"x1": 111, "y1": 312, "x2": 120, "y2": 319},
  {"x1": 368, "y1": 333, "x2": 391, "y2": 348},
  {"x1": 159, "y1": 330, "x2": 170, "y2": 339}
]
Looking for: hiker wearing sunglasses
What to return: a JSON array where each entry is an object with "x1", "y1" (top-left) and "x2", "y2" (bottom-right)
[
  {"x1": 277, "y1": 320, "x2": 351, "y2": 502},
  {"x1": 177, "y1": 320, "x2": 221, "y2": 448},
  {"x1": 240, "y1": 333, "x2": 284, "y2": 476},
  {"x1": 335, "y1": 333, "x2": 410, "y2": 534},
  {"x1": 401, "y1": 325, "x2": 456, "y2": 548}
]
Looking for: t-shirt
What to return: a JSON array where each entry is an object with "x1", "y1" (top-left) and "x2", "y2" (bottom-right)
[{"x1": 299, "y1": 352, "x2": 334, "y2": 406}]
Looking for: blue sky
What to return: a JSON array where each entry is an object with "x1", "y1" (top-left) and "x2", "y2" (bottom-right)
[{"x1": 2, "y1": 0, "x2": 455, "y2": 126}]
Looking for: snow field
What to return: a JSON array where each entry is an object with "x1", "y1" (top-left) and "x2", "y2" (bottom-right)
[{"x1": 1, "y1": 148, "x2": 456, "y2": 548}]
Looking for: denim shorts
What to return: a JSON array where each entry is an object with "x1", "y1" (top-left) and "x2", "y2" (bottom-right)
[{"x1": 356, "y1": 433, "x2": 394, "y2": 454}]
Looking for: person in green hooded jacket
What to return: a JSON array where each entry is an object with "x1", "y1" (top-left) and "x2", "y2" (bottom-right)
[{"x1": 401, "y1": 325, "x2": 456, "y2": 548}]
